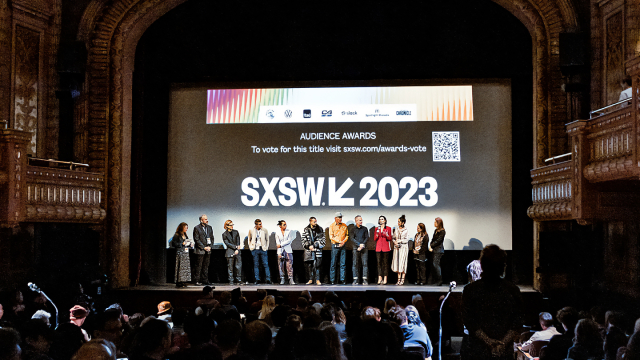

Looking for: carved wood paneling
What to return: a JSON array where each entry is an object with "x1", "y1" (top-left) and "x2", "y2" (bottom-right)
[
  {"x1": 605, "y1": 11, "x2": 625, "y2": 105},
  {"x1": 0, "y1": 1, "x2": 11, "y2": 125},
  {"x1": 12, "y1": 25, "x2": 40, "y2": 155}
]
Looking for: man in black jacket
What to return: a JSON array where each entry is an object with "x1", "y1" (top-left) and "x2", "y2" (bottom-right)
[
  {"x1": 349, "y1": 215, "x2": 369, "y2": 285},
  {"x1": 301, "y1": 217, "x2": 326, "y2": 285},
  {"x1": 192, "y1": 214, "x2": 213, "y2": 285},
  {"x1": 222, "y1": 220, "x2": 243, "y2": 285}
]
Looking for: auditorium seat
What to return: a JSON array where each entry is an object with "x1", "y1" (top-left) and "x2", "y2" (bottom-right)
[
  {"x1": 520, "y1": 330, "x2": 535, "y2": 343},
  {"x1": 529, "y1": 340, "x2": 549, "y2": 357},
  {"x1": 404, "y1": 346, "x2": 426, "y2": 360}
]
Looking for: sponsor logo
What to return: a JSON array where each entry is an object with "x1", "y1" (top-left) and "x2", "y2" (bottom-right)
[
  {"x1": 341, "y1": 111, "x2": 358, "y2": 115},
  {"x1": 396, "y1": 110, "x2": 411, "y2": 115},
  {"x1": 266, "y1": 109, "x2": 275, "y2": 119},
  {"x1": 284, "y1": 109, "x2": 292, "y2": 118},
  {"x1": 303, "y1": 109, "x2": 311, "y2": 118},
  {"x1": 321, "y1": 110, "x2": 332, "y2": 117}
]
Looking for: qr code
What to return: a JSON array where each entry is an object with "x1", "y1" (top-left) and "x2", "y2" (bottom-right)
[{"x1": 432, "y1": 132, "x2": 460, "y2": 162}]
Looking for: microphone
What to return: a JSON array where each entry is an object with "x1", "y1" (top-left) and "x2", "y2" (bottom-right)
[{"x1": 449, "y1": 281, "x2": 457, "y2": 289}]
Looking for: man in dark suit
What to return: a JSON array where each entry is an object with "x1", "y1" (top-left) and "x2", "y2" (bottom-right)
[
  {"x1": 222, "y1": 219, "x2": 243, "y2": 285},
  {"x1": 192, "y1": 214, "x2": 213, "y2": 285}
]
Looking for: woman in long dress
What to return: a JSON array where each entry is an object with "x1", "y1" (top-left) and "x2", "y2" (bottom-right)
[
  {"x1": 391, "y1": 215, "x2": 409, "y2": 285},
  {"x1": 171, "y1": 222, "x2": 193, "y2": 288}
]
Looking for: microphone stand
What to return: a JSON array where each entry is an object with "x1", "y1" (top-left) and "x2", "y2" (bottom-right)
[
  {"x1": 439, "y1": 281, "x2": 456, "y2": 360},
  {"x1": 28, "y1": 283, "x2": 59, "y2": 330}
]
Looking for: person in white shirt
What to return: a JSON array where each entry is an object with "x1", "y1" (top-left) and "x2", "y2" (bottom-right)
[
  {"x1": 275, "y1": 220, "x2": 295, "y2": 285},
  {"x1": 520, "y1": 312, "x2": 561, "y2": 351},
  {"x1": 620, "y1": 76, "x2": 633, "y2": 101}
]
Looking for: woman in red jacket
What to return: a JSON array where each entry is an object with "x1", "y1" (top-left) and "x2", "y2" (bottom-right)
[{"x1": 375, "y1": 215, "x2": 393, "y2": 285}]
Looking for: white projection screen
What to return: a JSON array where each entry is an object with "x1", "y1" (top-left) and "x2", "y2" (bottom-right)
[{"x1": 166, "y1": 81, "x2": 512, "y2": 251}]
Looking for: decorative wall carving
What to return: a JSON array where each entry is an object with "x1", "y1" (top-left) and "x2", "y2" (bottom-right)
[
  {"x1": 606, "y1": 11, "x2": 625, "y2": 105},
  {"x1": 12, "y1": 25, "x2": 40, "y2": 155}
]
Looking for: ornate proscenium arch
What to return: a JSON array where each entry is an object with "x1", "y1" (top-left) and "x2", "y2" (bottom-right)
[{"x1": 81, "y1": 0, "x2": 577, "y2": 287}]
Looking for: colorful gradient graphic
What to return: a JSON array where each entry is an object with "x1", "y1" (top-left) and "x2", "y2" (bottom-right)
[{"x1": 206, "y1": 86, "x2": 473, "y2": 123}]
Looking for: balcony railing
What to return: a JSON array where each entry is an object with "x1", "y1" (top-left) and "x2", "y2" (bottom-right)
[
  {"x1": 527, "y1": 160, "x2": 573, "y2": 221},
  {"x1": 24, "y1": 166, "x2": 105, "y2": 222}
]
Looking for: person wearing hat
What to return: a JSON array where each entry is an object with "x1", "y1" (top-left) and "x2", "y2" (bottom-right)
[
  {"x1": 329, "y1": 212, "x2": 348, "y2": 285},
  {"x1": 157, "y1": 301, "x2": 173, "y2": 328},
  {"x1": 69, "y1": 305, "x2": 91, "y2": 341}
]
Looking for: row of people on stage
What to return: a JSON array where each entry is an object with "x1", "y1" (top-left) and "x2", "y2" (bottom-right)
[{"x1": 170, "y1": 212, "x2": 446, "y2": 287}]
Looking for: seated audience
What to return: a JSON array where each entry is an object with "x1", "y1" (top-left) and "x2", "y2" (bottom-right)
[
  {"x1": 520, "y1": 312, "x2": 560, "y2": 351},
  {"x1": 21, "y1": 319, "x2": 54, "y2": 360},
  {"x1": 322, "y1": 325, "x2": 347, "y2": 360},
  {"x1": 129, "y1": 317, "x2": 172, "y2": 360},
  {"x1": 69, "y1": 306, "x2": 90, "y2": 342},
  {"x1": 257, "y1": 296, "x2": 275, "y2": 326},
  {"x1": 604, "y1": 311, "x2": 628, "y2": 360},
  {"x1": 0, "y1": 327, "x2": 22, "y2": 360},
  {"x1": 540, "y1": 306, "x2": 580, "y2": 360},
  {"x1": 215, "y1": 320, "x2": 242, "y2": 360},
  {"x1": 620, "y1": 76, "x2": 633, "y2": 101},
  {"x1": 49, "y1": 323, "x2": 86, "y2": 360},
  {"x1": 197, "y1": 286, "x2": 220, "y2": 316},
  {"x1": 218, "y1": 292, "x2": 238, "y2": 314},
  {"x1": 362, "y1": 306, "x2": 381, "y2": 322},
  {"x1": 567, "y1": 318, "x2": 604, "y2": 360},
  {"x1": 388, "y1": 305, "x2": 433, "y2": 358},
  {"x1": 31, "y1": 310, "x2": 52, "y2": 328},
  {"x1": 235, "y1": 320, "x2": 272, "y2": 360},
  {"x1": 71, "y1": 339, "x2": 117, "y2": 360},
  {"x1": 249, "y1": 289, "x2": 267, "y2": 315},
  {"x1": 156, "y1": 301, "x2": 173, "y2": 328}
]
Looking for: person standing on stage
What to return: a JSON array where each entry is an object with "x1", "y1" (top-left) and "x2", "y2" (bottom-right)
[
  {"x1": 222, "y1": 220, "x2": 243, "y2": 285},
  {"x1": 329, "y1": 212, "x2": 348, "y2": 285},
  {"x1": 275, "y1": 220, "x2": 295, "y2": 285},
  {"x1": 349, "y1": 215, "x2": 369, "y2": 285},
  {"x1": 428, "y1": 217, "x2": 446, "y2": 286},
  {"x1": 192, "y1": 214, "x2": 213, "y2": 285},
  {"x1": 302, "y1": 216, "x2": 326, "y2": 285},
  {"x1": 248, "y1": 219, "x2": 271, "y2": 285},
  {"x1": 375, "y1": 215, "x2": 393, "y2": 285},
  {"x1": 391, "y1": 215, "x2": 409, "y2": 286},
  {"x1": 171, "y1": 222, "x2": 193, "y2": 288},
  {"x1": 413, "y1": 223, "x2": 429, "y2": 285}
]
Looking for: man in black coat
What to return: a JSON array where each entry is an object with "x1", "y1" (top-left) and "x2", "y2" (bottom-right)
[
  {"x1": 192, "y1": 214, "x2": 213, "y2": 285},
  {"x1": 222, "y1": 220, "x2": 243, "y2": 285}
]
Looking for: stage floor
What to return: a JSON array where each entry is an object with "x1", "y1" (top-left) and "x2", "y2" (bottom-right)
[{"x1": 124, "y1": 283, "x2": 537, "y2": 293}]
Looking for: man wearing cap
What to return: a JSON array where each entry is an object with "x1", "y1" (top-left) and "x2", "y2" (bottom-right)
[
  {"x1": 329, "y1": 212, "x2": 348, "y2": 285},
  {"x1": 192, "y1": 214, "x2": 214, "y2": 285},
  {"x1": 157, "y1": 301, "x2": 173, "y2": 328},
  {"x1": 69, "y1": 305, "x2": 91, "y2": 341}
]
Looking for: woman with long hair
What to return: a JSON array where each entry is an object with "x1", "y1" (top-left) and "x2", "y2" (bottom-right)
[
  {"x1": 374, "y1": 215, "x2": 393, "y2": 285},
  {"x1": 413, "y1": 223, "x2": 429, "y2": 285},
  {"x1": 567, "y1": 319, "x2": 604, "y2": 360},
  {"x1": 429, "y1": 217, "x2": 446, "y2": 286},
  {"x1": 391, "y1": 215, "x2": 409, "y2": 285},
  {"x1": 170, "y1": 222, "x2": 193, "y2": 288},
  {"x1": 258, "y1": 295, "x2": 276, "y2": 326}
]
